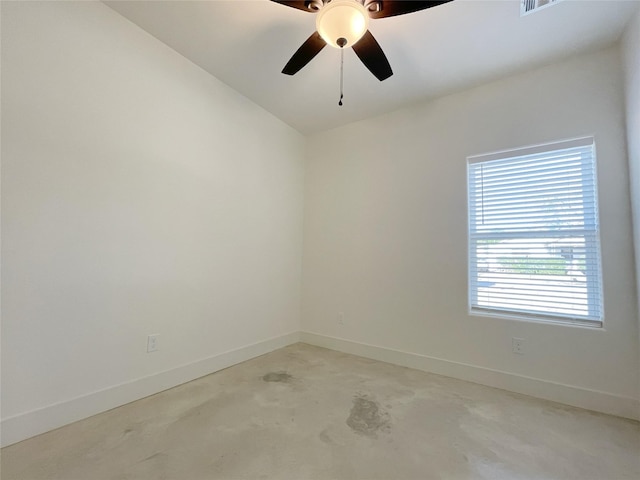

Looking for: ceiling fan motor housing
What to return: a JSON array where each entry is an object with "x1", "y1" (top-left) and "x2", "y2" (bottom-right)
[
  {"x1": 305, "y1": 0, "x2": 324, "y2": 11},
  {"x1": 305, "y1": 0, "x2": 381, "y2": 10},
  {"x1": 363, "y1": 0, "x2": 382, "y2": 13}
]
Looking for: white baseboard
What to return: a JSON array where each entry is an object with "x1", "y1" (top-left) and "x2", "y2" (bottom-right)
[
  {"x1": 0, "y1": 331, "x2": 300, "y2": 448},
  {"x1": 300, "y1": 331, "x2": 640, "y2": 421}
]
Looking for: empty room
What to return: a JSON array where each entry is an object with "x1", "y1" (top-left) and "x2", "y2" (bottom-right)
[{"x1": 1, "y1": 0, "x2": 639, "y2": 478}]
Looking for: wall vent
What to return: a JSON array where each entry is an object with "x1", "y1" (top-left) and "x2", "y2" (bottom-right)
[{"x1": 521, "y1": 0, "x2": 562, "y2": 16}]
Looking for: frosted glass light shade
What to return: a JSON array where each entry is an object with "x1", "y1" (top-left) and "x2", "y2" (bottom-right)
[{"x1": 316, "y1": 0, "x2": 369, "y2": 48}]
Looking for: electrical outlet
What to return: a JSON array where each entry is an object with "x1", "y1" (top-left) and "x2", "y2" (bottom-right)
[
  {"x1": 338, "y1": 312, "x2": 345, "y2": 326},
  {"x1": 512, "y1": 337, "x2": 524, "y2": 355},
  {"x1": 147, "y1": 334, "x2": 159, "y2": 353}
]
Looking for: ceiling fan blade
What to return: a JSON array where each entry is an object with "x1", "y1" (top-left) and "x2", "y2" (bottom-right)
[
  {"x1": 352, "y1": 30, "x2": 392, "y2": 81},
  {"x1": 270, "y1": 0, "x2": 315, "y2": 13},
  {"x1": 282, "y1": 32, "x2": 327, "y2": 75},
  {"x1": 367, "y1": 0, "x2": 453, "y2": 19}
]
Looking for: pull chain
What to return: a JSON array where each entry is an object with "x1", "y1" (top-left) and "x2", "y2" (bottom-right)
[
  {"x1": 336, "y1": 38, "x2": 347, "y2": 106},
  {"x1": 338, "y1": 46, "x2": 344, "y2": 106}
]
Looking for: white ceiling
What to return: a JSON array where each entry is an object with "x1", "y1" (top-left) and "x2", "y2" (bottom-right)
[{"x1": 104, "y1": 0, "x2": 639, "y2": 134}]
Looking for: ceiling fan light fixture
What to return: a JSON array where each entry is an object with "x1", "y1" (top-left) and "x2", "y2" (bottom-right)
[{"x1": 316, "y1": 0, "x2": 369, "y2": 48}]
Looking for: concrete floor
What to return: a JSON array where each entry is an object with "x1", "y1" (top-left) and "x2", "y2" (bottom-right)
[{"x1": 1, "y1": 343, "x2": 639, "y2": 479}]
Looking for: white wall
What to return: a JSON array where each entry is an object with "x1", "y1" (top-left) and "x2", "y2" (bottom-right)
[
  {"x1": 302, "y1": 46, "x2": 640, "y2": 419},
  {"x1": 622, "y1": 7, "x2": 640, "y2": 413},
  {"x1": 1, "y1": 1, "x2": 304, "y2": 445}
]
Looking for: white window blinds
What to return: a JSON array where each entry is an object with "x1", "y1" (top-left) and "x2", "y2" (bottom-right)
[{"x1": 467, "y1": 137, "x2": 603, "y2": 326}]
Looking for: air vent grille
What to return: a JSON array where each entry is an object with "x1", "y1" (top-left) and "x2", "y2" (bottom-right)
[{"x1": 521, "y1": 0, "x2": 561, "y2": 16}]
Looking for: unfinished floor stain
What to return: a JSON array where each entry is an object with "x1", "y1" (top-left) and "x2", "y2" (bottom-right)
[
  {"x1": 346, "y1": 394, "x2": 390, "y2": 437},
  {"x1": 262, "y1": 372, "x2": 293, "y2": 383}
]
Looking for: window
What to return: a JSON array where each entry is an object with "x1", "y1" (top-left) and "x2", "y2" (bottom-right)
[{"x1": 467, "y1": 137, "x2": 603, "y2": 327}]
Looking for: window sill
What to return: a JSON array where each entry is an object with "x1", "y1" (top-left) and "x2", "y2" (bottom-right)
[{"x1": 469, "y1": 308, "x2": 604, "y2": 330}]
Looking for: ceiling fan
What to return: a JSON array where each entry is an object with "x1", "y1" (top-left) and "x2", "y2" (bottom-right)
[{"x1": 271, "y1": 0, "x2": 453, "y2": 82}]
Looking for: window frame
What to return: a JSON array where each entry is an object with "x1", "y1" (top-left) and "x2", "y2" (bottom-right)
[{"x1": 466, "y1": 136, "x2": 604, "y2": 328}]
